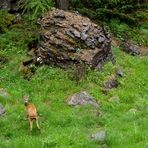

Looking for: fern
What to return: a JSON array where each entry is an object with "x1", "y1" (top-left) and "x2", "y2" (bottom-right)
[{"x1": 19, "y1": 0, "x2": 54, "y2": 20}]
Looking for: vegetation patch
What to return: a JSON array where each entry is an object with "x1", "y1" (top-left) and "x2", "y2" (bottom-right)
[
  {"x1": 0, "y1": 11, "x2": 15, "y2": 33},
  {"x1": 0, "y1": 1, "x2": 147, "y2": 147}
]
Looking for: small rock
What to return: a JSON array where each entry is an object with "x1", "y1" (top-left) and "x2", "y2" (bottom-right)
[
  {"x1": 90, "y1": 130, "x2": 106, "y2": 142},
  {"x1": 82, "y1": 25, "x2": 90, "y2": 33},
  {"x1": 98, "y1": 35, "x2": 105, "y2": 43},
  {"x1": 67, "y1": 91, "x2": 99, "y2": 107},
  {"x1": 0, "y1": 88, "x2": 9, "y2": 98},
  {"x1": 121, "y1": 39, "x2": 139, "y2": 55},
  {"x1": 81, "y1": 32, "x2": 88, "y2": 41},
  {"x1": 82, "y1": 23, "x2": 88, "y2": 26},
  {"x1": 86, "y1": 38, "x2": 95, "y2": 48},
  {"x1": 103, "y1": 77, "x2": 118, "y2": 89},
  {"x1": 73, "y1": 30, "x2": 80, "y2": 38},
  {"x1": 66, "y1": 30, "x2": 75, "y2": 38},
  {"x1": 12, "y1": 13, "x2": 21, "y2": 24},
  {"x1": 106, "y1": 33, "x2": 111, "y2": 39},
  {"x1": 54, "y1": 10, "x2": 65, "y2": 18},
  {"x1": 116, "y1": 70, "x2": 124, "y2": 77},
  {"x1": 0, "y1": 103, "x2": 5, "y2": 116}
]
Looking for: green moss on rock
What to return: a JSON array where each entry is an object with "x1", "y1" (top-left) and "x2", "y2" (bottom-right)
[{"x1": 0, "y1": 11, "x2": 15, "y2": 32}]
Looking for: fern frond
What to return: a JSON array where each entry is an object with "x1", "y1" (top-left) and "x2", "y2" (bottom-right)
[{"x1": 19, "y1": 0, "x2": 54, "y2": 20}]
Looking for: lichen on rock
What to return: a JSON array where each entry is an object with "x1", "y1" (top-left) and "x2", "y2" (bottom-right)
[{"x1": 32, "y1": 8, "x2": 114, "y2": 69}]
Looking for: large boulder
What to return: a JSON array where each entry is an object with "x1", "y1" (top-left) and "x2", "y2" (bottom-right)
[{"x1": 33, "y1": 8, "x2": 114, "y2": 69}]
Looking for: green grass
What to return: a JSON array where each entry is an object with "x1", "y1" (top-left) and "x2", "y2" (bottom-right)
[
  {"x1": 108, "y1": 19, "x2": 148, "y2": 46},
  {"x1": 0, "y1": 19, "x2": 148, "y2": 148}
]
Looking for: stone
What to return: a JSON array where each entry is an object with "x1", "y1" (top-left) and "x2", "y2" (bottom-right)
[
  {"x1": 0, "y1": 88, "x2": 9, "y2": 98},
  {"x1": 0, "y1": 103, "x2": 5, "y2": 116},
  {"x1": 90, "y1": 130, "x2": 106, "y2": 142},
  {"x1": 81, "y1": 32, "x2": 88, "y2": 41},
  {"x1": 98, "y1": 35, "x2": 105, "y2": 43},
  {"x1": 73, "y1": 30, "x2": 81, "y2": 38},
  {"x1": 32, "y1": 8, "x2": 114, "y2": 69},
  {"x1": 116, "y1": 70, "x2": 124, "y2": 77},
  {"x1": 121, "y1": 39, "x2": 139, "y2": 55},
  {"x1": 67, "y1": 91, "x2": 99, "y2": 107},
  {"x1": 103, "y1": 77, "x2": 118, "y2": 89}
]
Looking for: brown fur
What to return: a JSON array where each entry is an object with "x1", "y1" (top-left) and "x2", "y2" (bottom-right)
[{"x1": 23, "y1": 96, "x2": 40, "y2": 131}]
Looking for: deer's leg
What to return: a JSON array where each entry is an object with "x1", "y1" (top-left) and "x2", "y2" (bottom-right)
[
  {"x1": 29, "y1": 118, "x2": 33, "y2": 131},
  {"x1": 36, "y1": 118, "x2": 40, "y2": 129}
]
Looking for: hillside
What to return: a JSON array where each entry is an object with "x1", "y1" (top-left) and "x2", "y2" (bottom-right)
[{"x1": 0, "y1": 1, "x2": 148, "y2": 147}]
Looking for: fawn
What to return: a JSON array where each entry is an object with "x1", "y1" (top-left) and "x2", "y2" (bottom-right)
[{"x1": 23, "y1": 95, "x2": 40, "y2": 131}]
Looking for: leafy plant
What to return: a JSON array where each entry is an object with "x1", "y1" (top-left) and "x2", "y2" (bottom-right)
[
  {"x1": 108, "y1": 19, "x2": 148, "y2": 45},
  {"x1": 19, "y1": 0, "x2": 54, "y2": 20},
  {"x1": 0, "y1": 11, "x2": 15, "y2": 33},
  {"x1": 69, "y1": 0, "x2": 147, "y2": 24},
  {"x1": 109, "y1": 19, "x2": 130, "y2": 38}
]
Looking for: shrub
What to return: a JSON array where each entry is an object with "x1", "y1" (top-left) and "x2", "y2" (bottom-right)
[
  {"x1": 19, "y1": 0, "x2": 54, "y2": 20},
  {"x1": 109, "y1": 19, "x2": 130, "y2": 38},
  {"x1": 0, "y1": 11, "x2": 15, "y2": 32}
]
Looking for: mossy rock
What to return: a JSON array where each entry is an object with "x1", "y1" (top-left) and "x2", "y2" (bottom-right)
[{"x1": 0, "y1": 11, "x2": 15, "y2": 32}]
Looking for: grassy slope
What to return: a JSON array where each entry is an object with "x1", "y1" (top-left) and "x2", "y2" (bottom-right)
[{"x1": 0, "y1": 21, "x2": 148, "y2": 148}]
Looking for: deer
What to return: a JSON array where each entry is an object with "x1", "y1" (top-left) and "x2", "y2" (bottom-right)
[{"x1": 23, "y1": 95, "x2": 40, "y2": 131}]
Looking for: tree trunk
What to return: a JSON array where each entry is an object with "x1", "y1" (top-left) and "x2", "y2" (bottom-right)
[{"x1": 55, "y1": 0, "x2": 69, "y2": 10}]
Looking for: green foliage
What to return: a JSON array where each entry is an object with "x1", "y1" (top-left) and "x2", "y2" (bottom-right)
[
  {"x1": 69, "y1": 0, "x2": 148, "y2": 10},
  {"x1": 96, "y1": 8, "x2": 138, "y2": 25},
  {"x1": 0, "y1": 11, "x2": 15, "y2": 32},
  {"x1": 134, "y1": 11, "x2": 148, "y2": 20},
  {"x1": 108, "y1": 19, "x2": 148, "y2": 45},
  {"x1": 0, "y1": 17, "x2": 40, "y2": 74},
  {"x1": 109, "y1": 19, "x2": 130, "y2": 38},
  {"x1": 19, "y1": 0, "x2": 54, "y2": 20},
  {"x1": 0, "y1": 20, "x2": 39, "y2": 51},
  {"x1": 69, "y1": 0, "x2": 148, "y2": 25}
]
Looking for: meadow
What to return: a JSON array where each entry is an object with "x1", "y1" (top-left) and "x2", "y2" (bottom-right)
[{"x1": 0, "y1": 15, "x2": 148, "y2": 148}]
